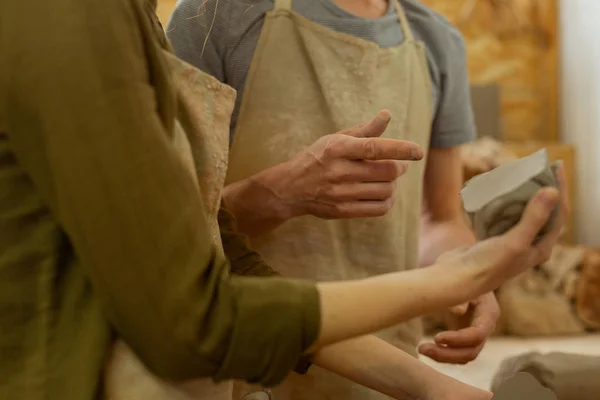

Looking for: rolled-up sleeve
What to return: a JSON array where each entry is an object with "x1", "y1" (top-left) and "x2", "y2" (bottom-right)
[
  {"x1": 218, "y1": 201, "x2": 315, "y2": 376},
  {"x1": 3, "y1": 0, "x2": 320, "y2": 387}
]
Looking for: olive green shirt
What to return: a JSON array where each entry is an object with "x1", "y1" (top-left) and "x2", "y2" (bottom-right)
[{"x1": 0, "y1": 0, "x2": 320, "y2": 399}]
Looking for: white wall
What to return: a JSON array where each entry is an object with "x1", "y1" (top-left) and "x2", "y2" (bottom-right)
[{"x1": 560, "y1": 0, "x2": 600, "y2": 246}]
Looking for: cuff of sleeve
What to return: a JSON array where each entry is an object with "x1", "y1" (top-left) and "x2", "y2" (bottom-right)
[
  {"x1": 429, "y1": 133, "x2": 474, "y2": 149},
  {"x1": 293, "y1": 354, "x2": 314, "y2": 375},
  {"x1": 214, "y1": 276, "x2": 320, "y2": 387},
  {"x1": 218, "y1": 201, "x2": 280, "y2": 277}
]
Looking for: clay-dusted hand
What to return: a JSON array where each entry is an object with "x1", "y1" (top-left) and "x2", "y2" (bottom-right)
[
  {"x1": 222, "y1": 109, "x2": 424, "y2": 237},
  {"x1": 443, "y1": 163, "x2": 568, "y2": 298},
  {"x1": 257, "y1": 109, "x2": 424, "y2": 220}
]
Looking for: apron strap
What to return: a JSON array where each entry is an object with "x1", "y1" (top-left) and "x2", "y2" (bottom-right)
[
  {"x1": 274, "y1": 0, "x2": 292, "y2": 11},
  {"x1": 393, "y1": 0, "x2": 414, "y2": 41}
]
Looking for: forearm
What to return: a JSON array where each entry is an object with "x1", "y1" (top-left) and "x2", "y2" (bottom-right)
[
  {"x1": 420, "y1": 147, "x2": 475, "y2": 267},
  {"x1": 419, "y1": 217, "x2": 476, "y2": 267},
  {"x1": 223, "y1": 162, "x2": 295, "y2": 238},
  {"x1": 314, "y1": 335, "x2": 455, "y2": 400},
  {"x1": 312, "y1": 259, "x2": 491, "y2": 351}
]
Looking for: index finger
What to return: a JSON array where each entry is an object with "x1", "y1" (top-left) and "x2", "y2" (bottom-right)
[
  {"x1": 434, "y1": 326, "x2": 487, "y2": 348},
  {"x1": 335, "y1": 136, "x2": 424, "y2": 161}
]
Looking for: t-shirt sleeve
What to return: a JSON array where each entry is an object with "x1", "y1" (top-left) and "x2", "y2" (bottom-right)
[
  {"x1": 166, "y1": 0, "x2": 228, "y2": 81},
  {"x1": 429, "y1": 29, "x2": 477, "y2": 148}
]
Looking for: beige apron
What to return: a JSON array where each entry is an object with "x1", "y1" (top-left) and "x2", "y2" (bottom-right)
[
  {"x1": 226, "y1": 0, "x2": 433, "y2": 399},
  {"x1": 104, "y1": 50, "x2": 236, "y2": 400}
]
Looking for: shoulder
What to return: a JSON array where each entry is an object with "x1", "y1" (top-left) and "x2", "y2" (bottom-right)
[
  {"x1": 401, "y1": 0, "x2": 467, "y2": 68},
  {"x1": 167, "y1": 0, "x2": 273, "y2": 40},
  {"x1": 167, "y1": 0, "x2": 273, "y2": 56}
]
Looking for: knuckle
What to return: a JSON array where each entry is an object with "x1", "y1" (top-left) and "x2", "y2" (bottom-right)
[
  {"x1": 362, "y1": 138, "x2": 378, "y2": 160},
  {"x1": 327, "y1": 161, "x2": 348, "y2": 182},
  {"x1": 332, "y1": 202, "x2": 347, "y2": 216},
  {"x1": 396, "y1": 161, "x2": 409, "y2": 177},
  {"x1": 381, "y1": 198, "x2": 395, "y2": 214},
  {"x1": 323, "y1": 183, "x2": 337, "y2": 199},
  {"x1": 324, "y1": 168, "x2": 340, "y2": 183},
  {"x1": 323, "y1": 169, "x2": 341, "y2": 183},
  {"x1": 321, "y1": 135, "x2": 342, "y2": 158},
  {"x1": 381, "y1": 161, "x2": 401, "y2": 180},
  {"x1": 507, "y1": 240, "x2": 527, "y2": 257}
]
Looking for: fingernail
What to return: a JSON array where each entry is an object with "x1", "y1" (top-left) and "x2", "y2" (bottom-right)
[
  {"x1": 379, "y1": 109, "x2": 392, "y2": 122},
  {"x1": 411, "y1": 148, "x2": 423, "y2": 160},
  {"x1": 539, "y1": 189, "x2": 558, "y2": 208}
]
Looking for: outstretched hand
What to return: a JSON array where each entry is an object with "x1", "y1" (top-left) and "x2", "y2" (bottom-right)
[
  {"x1": 447, "y1": 162, "x2": 567, "y2": 291},
  {"x1": 421, "y1": 163, "x2": 568, "y2": 364}
]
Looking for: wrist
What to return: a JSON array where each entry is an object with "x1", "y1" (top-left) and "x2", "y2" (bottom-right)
[
  {"x1": 434, "y1": 258, "x2": 492, "y2": 306},
  {"x1": 427, "y1": 374, "x2": 493, "y2": 400},
  {"x1": 419, "y1": 219, "x2": 476, "y2": 268},
  {"x1": 248, "y1": 162, "x2": 301, "y2": 221}
]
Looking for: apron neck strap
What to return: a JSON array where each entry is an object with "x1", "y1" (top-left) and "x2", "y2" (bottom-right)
[
  {"x1": 274, "y1": 0, "x2": 292, "y2": 11},
  {"x1": 392, "y1": 0, "x2": 414, "y2": 41},
  {"x1": 274, "y1": 0, "x2": 412, "y2": 40}
]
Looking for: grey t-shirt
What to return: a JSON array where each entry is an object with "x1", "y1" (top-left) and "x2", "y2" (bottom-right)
[{"x1": 166, "y1": 0, "x2": 476, "y2": 148}]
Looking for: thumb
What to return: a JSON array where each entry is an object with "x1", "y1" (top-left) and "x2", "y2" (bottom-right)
[
  {"x1": 449, "y1": 302, "x2": 470, "y2": 316},
  {"x1": 505, "y1": 187, "x2": 560, "y2": 245},
  {"x1": 344, "y1": 109, "x2": 392, "y2": 138}
]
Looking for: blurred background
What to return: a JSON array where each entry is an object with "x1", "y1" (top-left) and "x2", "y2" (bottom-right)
[{"x1": 157, "y1": 0, "x2": 600, "y2": 390}]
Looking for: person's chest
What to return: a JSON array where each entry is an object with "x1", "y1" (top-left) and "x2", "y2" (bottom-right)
[{"x1": 224, "y1": 0, "x2": 441, "y2": 124}]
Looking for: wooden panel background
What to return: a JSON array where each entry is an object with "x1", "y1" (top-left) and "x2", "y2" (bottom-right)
[
  {"x1": 157, "y1": 0, "x2": 177, "y2": 24},
  {"x1": 421, "y1": 0, "x2": 560, "y2": 143}
]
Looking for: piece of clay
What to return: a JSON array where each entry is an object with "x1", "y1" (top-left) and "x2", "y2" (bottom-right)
[
  {"x1": 491, "y1": 352, "x2": 600, "y2": 400},
  {"x1": 460, "y1": 149, "x2": 560, "y2": 240},
  {"x1": 492, "y1": 371, "x2": 556, "y2": 400}
]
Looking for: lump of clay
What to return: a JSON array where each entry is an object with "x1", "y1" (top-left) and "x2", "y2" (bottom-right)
[
  {"x1": 460, "y1": 149, "x2": 560, "y2": 241},
  {"x1": 491, "y1": 352, "x2": 600, "y2": 400},
  {"x1": 492, "y1": 371, "x2": 557, "y2": 400}
]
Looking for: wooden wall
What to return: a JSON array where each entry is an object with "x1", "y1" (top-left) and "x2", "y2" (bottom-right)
[
  {"x1": 422, "y1": 0, "x2": 560, "y2": 142},
  {"x1": 157, "y1": 0, "x2": 177, "y2": 24}
]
